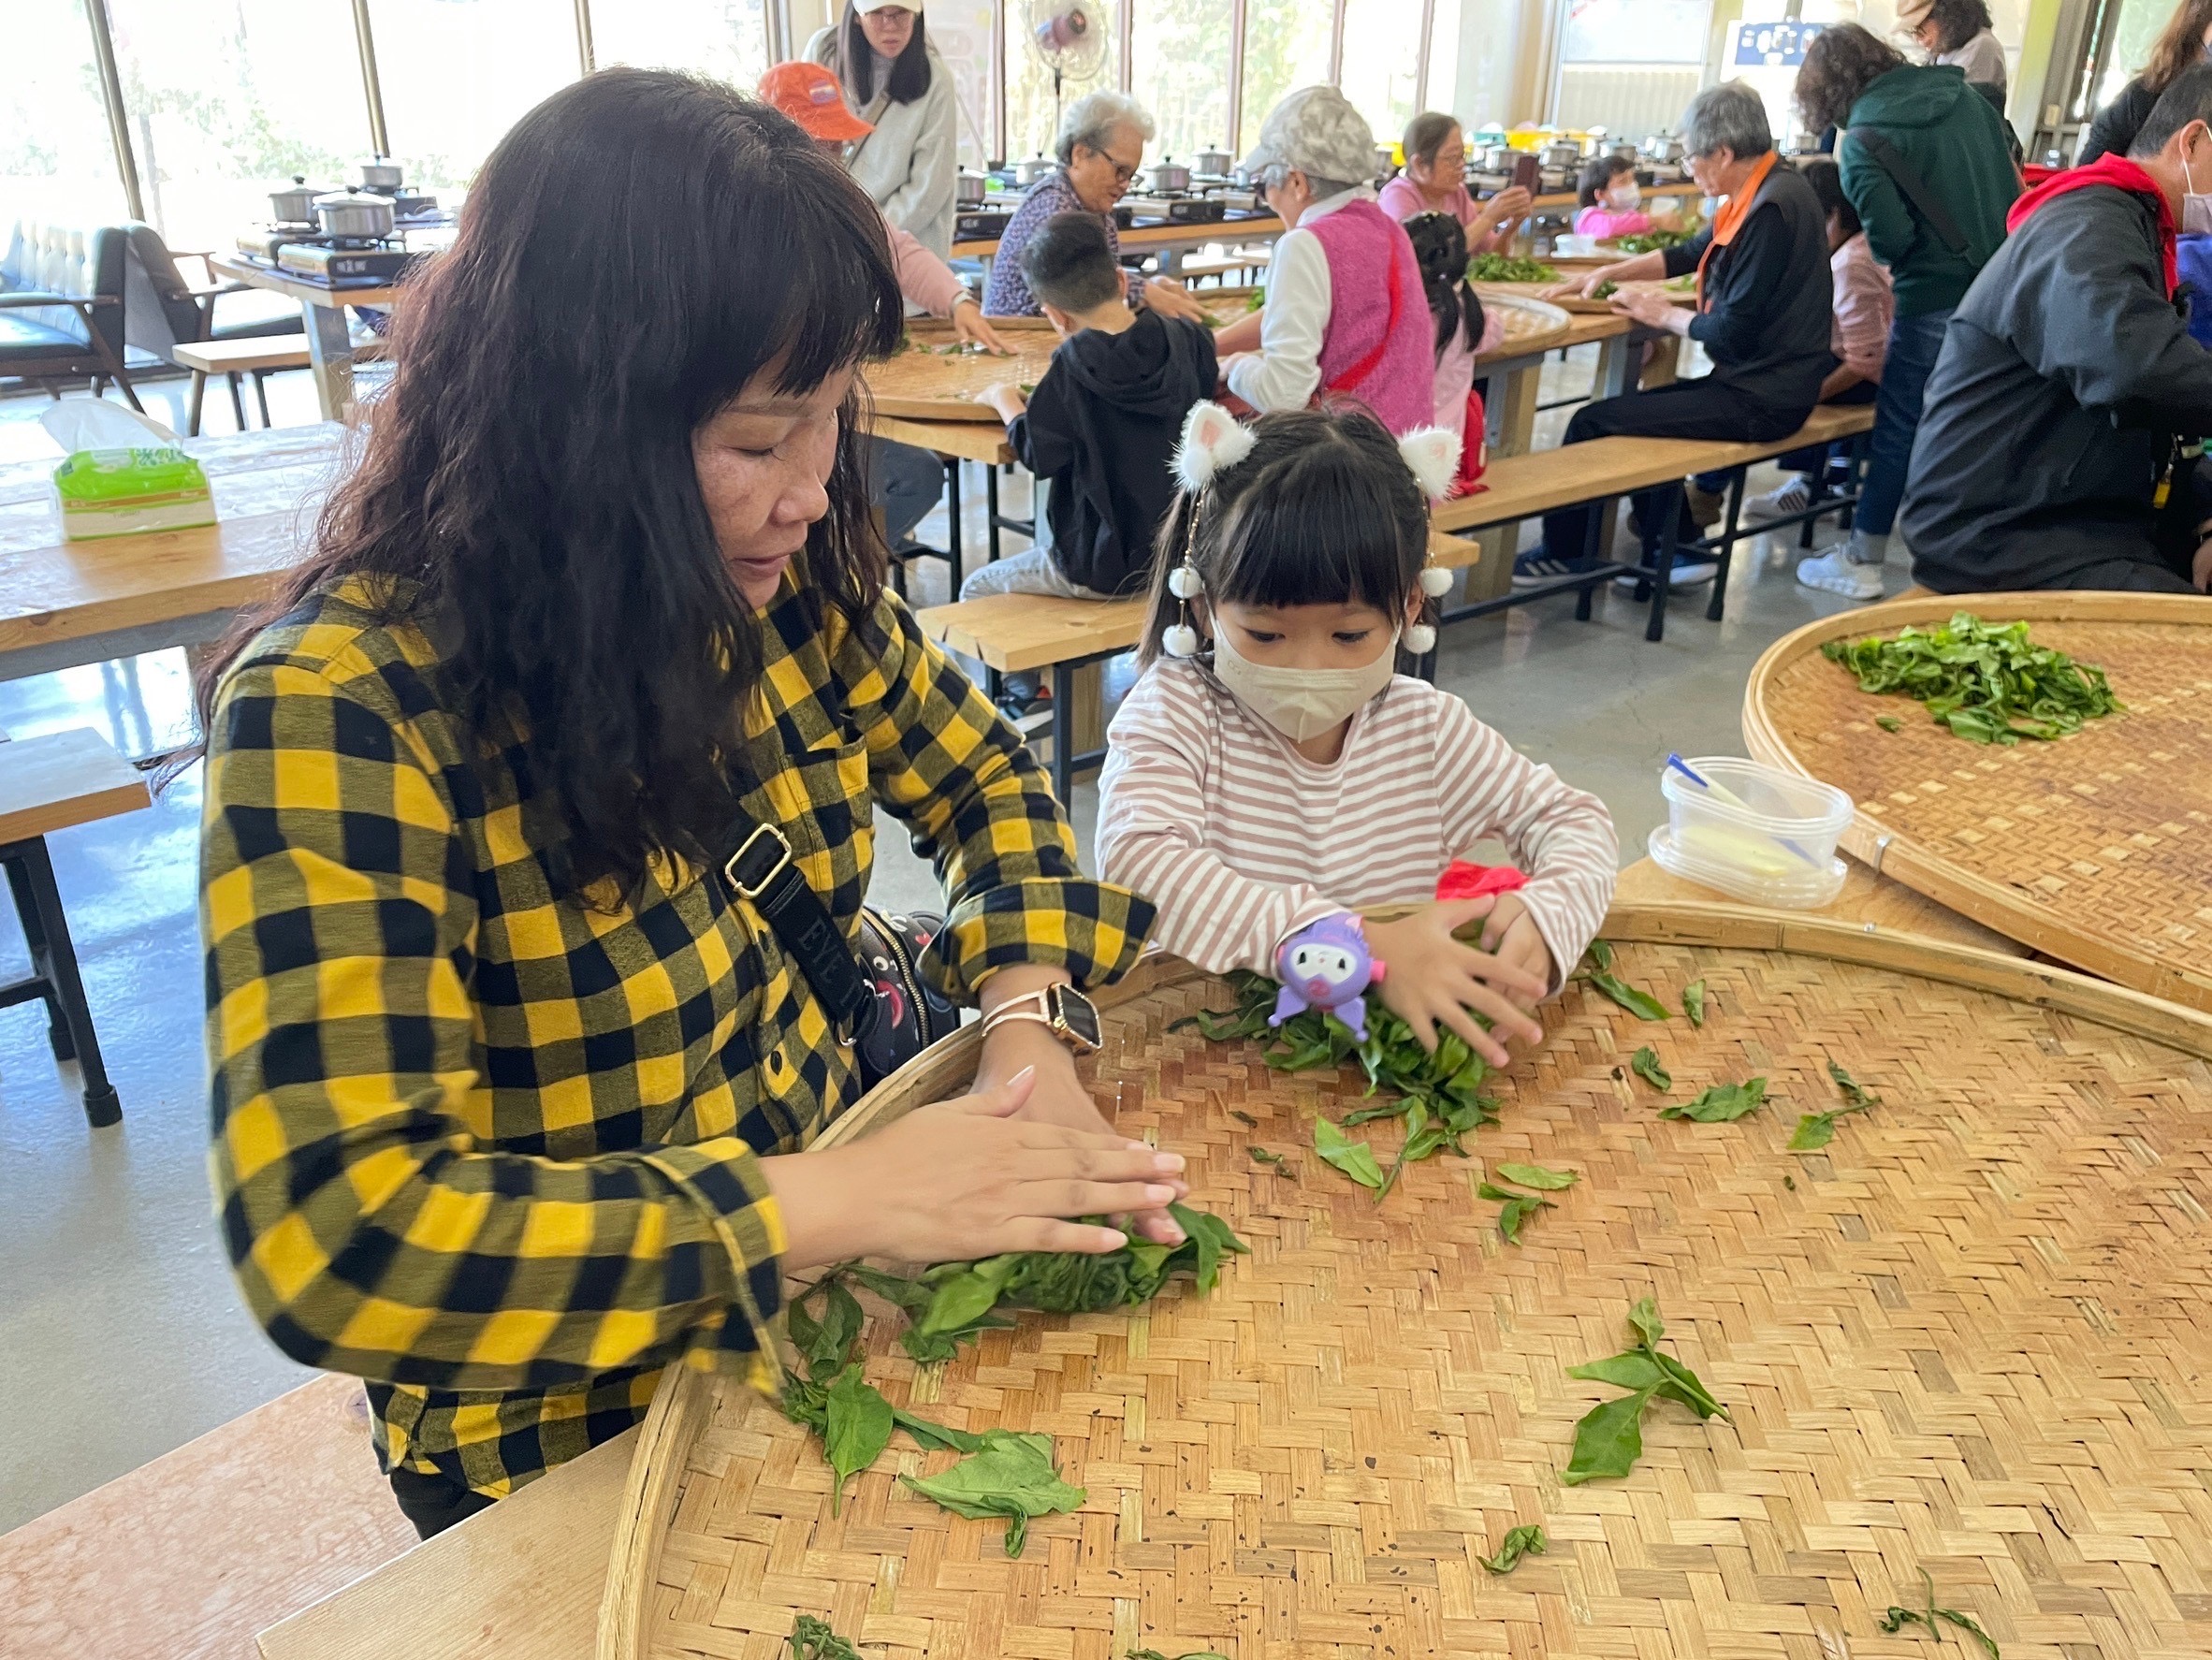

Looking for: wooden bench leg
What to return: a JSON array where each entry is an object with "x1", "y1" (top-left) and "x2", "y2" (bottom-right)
[
  {"x1": 226, "y1": 371, "x2": 248, "y2": 433},
  {"x1": 187, "y1": 369, "x2": 209, "y2": 439},
  {"x1": 254, "y1": 370, "x2": 274, "y2": 429},
  {"x1": 942, "y1": 459, "x2": 965, "y2": 597},
  {"x1": 1645, "y1": 483, "x2": 1685, "y2": 644},
  {"x1": 2, "y1": 838, "x2": 121, "y2": 1127},
  {"x1": 1706, "y1": 469, "x2": 1748, "y2": 624}
]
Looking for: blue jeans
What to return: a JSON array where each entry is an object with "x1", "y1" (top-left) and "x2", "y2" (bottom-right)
[
  {"x1": 868, "y1": 439, "x2": 946, "y2": 548},
  {"x1": 1858, "y1": 309, "x2": 1952, "y2": 538}
]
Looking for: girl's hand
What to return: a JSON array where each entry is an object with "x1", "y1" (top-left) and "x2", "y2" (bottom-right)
[
  {"x1": 976, "y1": 1011, "x2": 1188, "y2": 1246},
  {"x1": 766, "y1": 1069, "x2": 1187, "y2": 1270},
  {"x1": 1474, "y1": 893, "x2": 1553, "y2": 1015},
  {"x1": 1364, "y1": 899, "x2": 1547, "y2": 1067},
  {"x1": 981, "y1": 382, "x2": 1028, "y2": 421}
]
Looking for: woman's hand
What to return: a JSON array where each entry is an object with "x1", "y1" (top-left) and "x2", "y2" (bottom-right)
[
  {"x1": 952, "y1": 296, "x2": 1011, "y2": 354},
  {"x1": 1142, "y1": 276, "x2": 1208, "y2": 322},
  {"x1": 1475, "y1": 184, "x2": 1534, "y2": 244},
  {"x1": 765, "y1": 1069, "x2": 1187, "y2": 1270},
  {"x1": 1473, "y1": 893, "x2": 1553, "y2": 1016},
  {"x1": 1364, "y1": 899, "x2": 1547, "y2": 1067},
  {"x1": 1611, "y1": 284, "x2": 1690, "y2": 333}
]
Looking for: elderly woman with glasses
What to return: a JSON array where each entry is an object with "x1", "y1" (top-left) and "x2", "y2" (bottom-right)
[
  {"x1": 983, "y1": 91, "x2": 1206, "y2": 321},
  {"x1": 1521, "y1": 81, "x2": 1834, "y2": 591}
]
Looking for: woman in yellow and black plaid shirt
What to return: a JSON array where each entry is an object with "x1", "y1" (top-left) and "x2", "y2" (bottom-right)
[{"x1": 196, "y1": 71, "x2": 1185, "y2": 1536}]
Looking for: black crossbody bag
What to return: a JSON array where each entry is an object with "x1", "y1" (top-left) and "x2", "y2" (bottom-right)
[
  {"x1": 710, "y1": 815, "x2": 961, "y2": 1091},
  {"x1": 1846, "y1": 128, "x2": 1972, "y2": 255}
]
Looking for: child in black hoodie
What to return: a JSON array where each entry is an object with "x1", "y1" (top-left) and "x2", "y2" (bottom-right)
[{"x1": 969, "y1": 211, "x2": 1217, "y2": 610}]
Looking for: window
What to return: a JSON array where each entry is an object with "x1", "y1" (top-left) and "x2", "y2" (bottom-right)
[
  {"x1": 367, "y1": 0, "x2": 578, "y2": 196},
  {"x1": 1337, "y1": 4, "x2": 1427, "y2": 150},
  {"x1": 590, "y1": 0, "x2": 771, "y2": 95},
  {"x1": 1237, "y1": 0, "x2": 1333, "y2": 155},
  {"x1": 4, "y1": 1, "x2": 131, "y2": 226},
  {"x1": 1561, "y1": 0, "x2": 1710, "y2": 66},
  {"x1": 1129, "y1": 0, "x2": 1233, "y2": 162},
  {"x1": 102, "y1": 0, "x2": 372, "y2": 253},
  {"x1": 1007, "y1": 0, "x2": 1120, "y2": 163}
]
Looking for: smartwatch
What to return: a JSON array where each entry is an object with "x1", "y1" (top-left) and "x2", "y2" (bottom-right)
[{"x1": 978, "y1": 983, "x2": 1103, "y2": 1055}]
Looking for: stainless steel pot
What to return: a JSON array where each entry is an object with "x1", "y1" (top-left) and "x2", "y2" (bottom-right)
[
  {"x1": 1190, "y1": 148, "x2": 1232, "y2": 176},
  {"x1": 1541, "y1": 138, "x2": 1582, "y2": 168},
  {"x1": 956, "y1": 168, "x2": 988, "y2": 206},
  {"x1": 1478, "y1": 144, "x2": 1518, "y2": 174},
  {"x1": 313, "y1": 189, "x2": 396, "y2": 240},
  {"x1": 1013, "y1": 157, "x2": 1055, "y2": 187},
  {"x1": 1143, "y1": 158, "x2": 1191, "y2": 193},
  {"x1": 269, "y1": 176, "x2": 323, "y2": 225},
  {"x1": 1375, "y1": 144, "x2": 1398, "y2": 180},
  {"x1": 357, "y1": 155, "x2": 404, "y2": 193}
]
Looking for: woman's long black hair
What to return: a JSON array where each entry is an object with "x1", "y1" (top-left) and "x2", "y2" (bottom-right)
[
  {"x1": 1139, "y1": 407, "x2": 1433, "y2": 669},
  {"x1": 1404, "y1": 211, "x2": 1485, "y2": 362},
  {"x1": 190, "y1": 69, "x2": 904, "y2": 898},
  {"x1": 842, "y1": 2, "x2": 933, "y2": 105}
]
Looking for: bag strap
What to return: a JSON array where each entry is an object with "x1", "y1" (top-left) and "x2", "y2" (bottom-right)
[
  {"x1": 711, "y1": 817, "x2": 877, "y2": 1038},
  {"x1": 1847, "y1": 128, "x2": 1972, "y2": 255}
]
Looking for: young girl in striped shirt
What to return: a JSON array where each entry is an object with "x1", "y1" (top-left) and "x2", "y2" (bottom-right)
[{"x1": 1096, "y1": 402, "x2": 1618, "y2": 1067}]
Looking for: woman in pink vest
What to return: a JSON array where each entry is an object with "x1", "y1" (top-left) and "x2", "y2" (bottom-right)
[{"x1": 1219, "y1": 86, "x2": 1436, "y2": 436}]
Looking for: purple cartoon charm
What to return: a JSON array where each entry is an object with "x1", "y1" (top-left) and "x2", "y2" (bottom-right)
[{"x1": 1271, "y1": 912, "x2": 1388, "y2": 1041}]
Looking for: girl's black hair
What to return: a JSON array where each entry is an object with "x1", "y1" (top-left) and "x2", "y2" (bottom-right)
[
  {"x1": 1139, "y1": 406, "x2": 1434, "y2": 669},
  {"x1": 843, "y1": 2, "x2": 934, "y2": 105},
  {"x1": 1403, "y1": 211, "x2": 1486, "y2": 362},
  {"x1": 1922, "y1": 0, "x2": 1993, "y2": 54},
  {"x1": 1578, "y1": 153, "x2": 1635, "y2": 208},
  {"x1": 190, "y1": 69, "x2": 904, "y2": 899},
  {"x1": 1796, "y1": 155, "x2": 1862, "y2": 238}
]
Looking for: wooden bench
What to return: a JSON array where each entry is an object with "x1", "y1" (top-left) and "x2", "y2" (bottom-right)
[
  {"x1": 171, "y1": 336, "x2": 313, "y2": 436},
  {"x1": 0, "y1": 725, "x2": 150, "y2": 1126},
  {"x1": 1429, "y1": 401, "x2": 1879, "y2": 642}
]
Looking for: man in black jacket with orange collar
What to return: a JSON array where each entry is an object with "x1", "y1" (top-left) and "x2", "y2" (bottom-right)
[{"x1": 1901, "y1": 65, "x2": 2212, "y2": 593}]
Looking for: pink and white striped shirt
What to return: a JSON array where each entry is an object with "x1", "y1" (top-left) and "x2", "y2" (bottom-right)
[{"x1": 1096, "y1": 660, "x2": 1618, "y2": 987}]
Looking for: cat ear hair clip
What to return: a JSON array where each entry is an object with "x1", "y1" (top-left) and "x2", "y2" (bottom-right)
[
  {"x1": 1399, "y1": 426, "x2": 1460, "y2": 656},
  {"x1": 1162, "y1": 402, "x2": 1257, "y2": 658}
]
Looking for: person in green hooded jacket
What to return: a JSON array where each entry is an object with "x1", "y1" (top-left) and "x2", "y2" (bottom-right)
[{"x1": 1790, "y1": 23, "x2": 2020, "y2": 599}]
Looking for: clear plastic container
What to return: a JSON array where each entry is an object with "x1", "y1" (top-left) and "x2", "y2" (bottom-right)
[{"x1": 1647, "y1": 756, "x2": 1852, "y2": 909}]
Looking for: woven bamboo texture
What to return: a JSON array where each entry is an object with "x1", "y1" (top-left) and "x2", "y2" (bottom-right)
[
  {"x1": 1743, "y1": 592, "x2": 2212, "y2": 1014},
  {"x1": 865, "y1": 321, "x2": 1060, "y2": 423},
  {"x1": 601, "y1": 909, "x2": 2212, "y2": 1660}
]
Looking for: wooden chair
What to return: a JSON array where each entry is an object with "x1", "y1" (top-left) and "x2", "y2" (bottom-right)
[{"x1": 0, "y1": 727, "x2": 151, "y2": 1127}]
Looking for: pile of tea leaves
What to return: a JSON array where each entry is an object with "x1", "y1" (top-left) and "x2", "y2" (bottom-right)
[
  {"x1": 1822, "y1": 611, "x2": 2121, "y2": 745},
  {"x1": 1468, "y1": 253, "x2": 1559, "y2": 283}
]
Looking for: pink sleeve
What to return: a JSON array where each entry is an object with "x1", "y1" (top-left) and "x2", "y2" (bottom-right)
[
  {"x1": 1376, "y1": 176, "x2": 1422, "y2": 223},
  {"x1": 888, "y1": 220, "x2": 968, "y2": 317},
  {"x1": 1095, "y1": 670, "x2": 1344, "y2": 977},
  {"x1": 1573, "y1": 207, "x2": 1652, "y2": 239},
  {"x1": 1832, "y1": 244, "x2": 1893, "y2": 384},
  {"x1": 1431, "y1": 699, "x2": 1617, "y2": 992}
]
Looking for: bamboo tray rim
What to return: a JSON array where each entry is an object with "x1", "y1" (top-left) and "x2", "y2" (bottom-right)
[
  {"x1": 594, "y1": 898, "x2": 2212, "y2": 1659},
  {"x1": 1740, "y1": 591, "x2": 2212, "y2": 1010}
]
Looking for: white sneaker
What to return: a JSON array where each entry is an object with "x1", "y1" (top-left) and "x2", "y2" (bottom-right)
[
  {"x1": 1743, "y1": 478, "x2": 1812, "y2": 524},
  {"x1": 1795, "y1": 549, "x2": 1885, "y2": 600}
]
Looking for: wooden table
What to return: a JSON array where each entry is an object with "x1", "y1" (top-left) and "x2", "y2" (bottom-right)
[
  {"x1": 953, "y1": 213, "x2": 1285, "y2": 272},
  {"x1": 0, "y1": 423, "x2": 343, "y2": 682},
  {"x1": 207, "y1": 255, "x2": 400, "y2": 421}
]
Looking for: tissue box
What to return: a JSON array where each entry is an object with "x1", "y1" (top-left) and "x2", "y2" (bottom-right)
[{"x1": 53, "y1": 446, "x2": 216, "y2": 541}]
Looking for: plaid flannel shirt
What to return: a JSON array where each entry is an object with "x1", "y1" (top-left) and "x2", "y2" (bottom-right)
[{"x1": 201, "y1": 571, "x2": 1150, "y2": 1500}]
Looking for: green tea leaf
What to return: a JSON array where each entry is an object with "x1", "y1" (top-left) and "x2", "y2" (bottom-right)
[
  {"x1": 1477, "y1": 1523, "x2": 1549, "y2": 1575},
  {"x1": 1824, "y1": 611, "x2": 2121, "y2": 749},
  {"x1": 1495, "y1": 1161, "x2": 1578, "y2": 1190},
  {"x1": 1561, "y1": 1388, "x2": 1653, "y2": 1484},
  {"x1": 1496, "y1": 1194, "x2": 1552, "y2": 1243},
  {"x1": 897, "y1": 1428, "x2": 1085, "y2": 1557},
  {"x1": 1128, "y1": 1651, "x2": 1233, "y2": 1660},
  {"x1": 1230, "y1": 1109, "x2": 1259, "y2": 1127},
  {"x1": 1626, "y1": 1297, "x2": 1666, "y2": 1348},
  {"x1": 1467, "y1": 252, "x2": 1561, "y2": 283},
  {"x1": 1583, "y1": 938, "x2": 1614, "y2": 973},
  {"x1": 1566, "y1": 1351, "x2": 1666, "y2": 1391},
  {"x1": 1650, "y1": 1350, "x2": 1729, "y2": 1421},
  {"x1": 1788, "y1": 1112, "x2": 1841, "y2": 1150},
  {"x1": 788, "y1": 1612, "x2": 864, "y2": 1660},
  {"x1": 1659, "y1": 1078, "x2": 1768, "y2": 1122},
  {"x1": 1629, "y1": 1047, "x2": 1671, "y2": 1091},
  {"x1": 840, "y1": 1263, "x2": 935, "y2": 1318},
  {"x1": 1682, "y1": 980, "x2": 1707, "y2": 1027},
  {"x1": 824, "y1": 1365, "x2": 894, "y2": 1515},
  {"x1": 891, "y1": 1407, "x2": 986, "y2": 1454},
  {"x1": 1874, "y1": 714, "x2": 1902, "y2": 733},
  {"x1": 1826, "y1": 1060, "x2": 1882, "y2": 1110},
  {"x1": 1172, "y1": 1201, "x2": 1248, "y2": 1293},
  {"x1": 1880, "y1": 1569, "x2": 2001, "y2": 1658},
  {"x1": 1586, "y1": 970, "x2": 1670, "y2": 1022},
  {"x1": 1247, "y1": 1145, "x2": 1287, "y2": 1166},
  {"x1": 1316, "y1": 1116, "x2": 1386, "y2": 1189}
]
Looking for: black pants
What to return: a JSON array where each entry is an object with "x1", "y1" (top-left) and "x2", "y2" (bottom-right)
[
  {"x1": 2048, "y1": 555, "x2": 2197, "y2": 593},
  {"x1": 1776, "y1": 378, "x2": 1879, "y2": 474},
  {"x1": 389, "y1": 1465, "x2": 499, "y2": 1539},
  {"x1": 1539, "y1": 376, "x2": 1812, "y2": 562}
]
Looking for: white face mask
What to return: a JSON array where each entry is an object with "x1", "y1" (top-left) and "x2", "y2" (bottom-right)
[
  {"x1": 1606, "y1": 182, "x2": 1642, "y2": 211},
  {"x1": 2186, "y1": 138, "x2": 2212, "y2": 236},
  {"x1": 1210, "y1": 622, "x2": 1400, "y2": 743}
]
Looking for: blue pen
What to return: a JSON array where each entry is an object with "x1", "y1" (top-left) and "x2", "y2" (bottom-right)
[{"x1": 1666, "y1": 754, "x2": 1822, "y2": 868}]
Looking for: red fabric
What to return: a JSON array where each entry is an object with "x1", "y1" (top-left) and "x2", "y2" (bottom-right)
[
  {"x1": 1456, "y1": 387, "x2": 1488, "y2": 491},
  {"x1": 2008, "y1": 154, "x2": 2177, "y2": 297},
  {"x1": 1434, "y1": 860, "x2": 1527, "y2": 900}
]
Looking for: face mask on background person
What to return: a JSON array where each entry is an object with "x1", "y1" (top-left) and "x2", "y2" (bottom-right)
[
  {"x1": 1209, "y1": 624, "x2": 1400, "y2": 743},
  {"x1": 2186, "y1": 126, "x2": 2212, "y2": 236},
  {"x1": 1606, "y1": 182, "x2": 1641, "y2": 211}
]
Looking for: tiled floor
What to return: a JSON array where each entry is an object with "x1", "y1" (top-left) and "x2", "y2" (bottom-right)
[{"x1": 0, "y1": 353, "x2": 1885, "y2": 1531}]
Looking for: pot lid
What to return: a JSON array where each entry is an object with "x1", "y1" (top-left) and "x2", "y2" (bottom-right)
[{"x1": 313, "y1": 189, "x2": 391, "y2": 209}]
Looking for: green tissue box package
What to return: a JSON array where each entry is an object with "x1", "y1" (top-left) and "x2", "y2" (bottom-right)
[{"x1": 53, "y1": 446, "x2": 216, "y2": 541}]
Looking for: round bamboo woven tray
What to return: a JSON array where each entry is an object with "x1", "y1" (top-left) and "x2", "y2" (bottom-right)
[
  {"x1": 865, "y1": 320, "x2": 1059, "y2": 423},
  {"x1": 1473, "y1": 290, "x2": 1574, "y2": 354},
  {"x1": 599, "y1": 904, "x2": 2212, "y2": 1660},
  {"x1": 1744, "y1": 592, "x2": 2212, "y2": 1014},
  {"x1": 1477, "y1": 278, "x2": 1610, "y2": 316}
]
